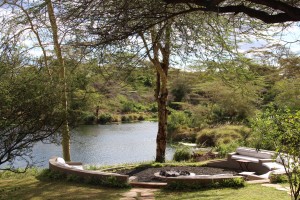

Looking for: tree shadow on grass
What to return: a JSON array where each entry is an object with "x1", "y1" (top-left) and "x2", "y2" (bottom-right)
[{"x1": 0, "y1": 171, "x2": 129, "y2": 200}]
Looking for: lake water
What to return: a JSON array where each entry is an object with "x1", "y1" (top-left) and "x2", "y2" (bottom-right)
[{"x1": 29, "y1": 121, "x2": 175, "y2": 168}]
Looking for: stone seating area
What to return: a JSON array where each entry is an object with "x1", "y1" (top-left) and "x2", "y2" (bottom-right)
[
  {"x1": 205, "y1": 147, "x2": 288, "y2": 181},
  {"x1": 228, "y1": 147, "x2": 275, "y2": 163},
  {"x1": 49, "y1": 157, "x2": 129, "y2": 185},
  {"x1": 227, "y1": 147, "x2": 286, "y2": 179}
]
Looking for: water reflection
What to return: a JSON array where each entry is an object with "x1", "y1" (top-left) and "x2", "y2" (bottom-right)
[{"x1": 31, "y1": 121, "x2": 175, "y2": 168}]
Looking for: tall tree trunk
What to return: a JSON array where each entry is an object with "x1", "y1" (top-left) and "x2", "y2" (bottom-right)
[
  {"x1": 155, "y1": 66, "x2": 168, "y2": 163},
  {"x1": 46, "y1": 0, "x2": 71, "y2": 161}
]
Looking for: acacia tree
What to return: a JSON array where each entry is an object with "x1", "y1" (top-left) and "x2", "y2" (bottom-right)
[
  {"x1": 0, "y1": 0, "x2": 73, "y2": 162},
  {"x1": 0, "y1": 27, "x2": 62, "y2": 170},
  {"x1": 66, "y1": 0, "x2": 238, "y2": 161},
  {"x1": 64, "y1": 0, "x2": 300, "y2": 163}
]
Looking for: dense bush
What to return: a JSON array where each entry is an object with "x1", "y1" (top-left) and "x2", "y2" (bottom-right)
[
  {"x1": 167, "y1": 110, "x2": 192, "y2": 134},
  {"x1": 97, "y1": 113, "x2": 113, "y2": 124},
  {"x1": 166, "y1": 177, "x2": 245, "y2": 190},
  {"x1": 173, "y1": 146, "x2": 192, "y2": 162},
  {"x1": 121, "y1": 101, "x2": 137, "y2": 113},
  {"x1": 83, "y1": 113, "x2": 96, "y2": 125},
  {"x1": 170, "y1": 77, "x2": 192, "y2": 102},
  {"x1": 148, "y1": 103, "x2": 158, "y2": 112},
  {"x1": 269, "y1": 173, "x2": 289, "y2": 183},
  {"x1": 215, "y1": 142, "x2": 240, "y2": 158}
]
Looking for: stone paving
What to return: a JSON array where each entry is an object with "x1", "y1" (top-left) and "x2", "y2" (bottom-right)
[{"x1": 120, "y1": 188, "x2": 158, "y2": 200}]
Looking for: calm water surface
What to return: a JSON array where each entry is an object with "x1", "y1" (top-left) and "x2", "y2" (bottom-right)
[{"x1": 31, "y1": 121, "x2": 175, "y2": 168}]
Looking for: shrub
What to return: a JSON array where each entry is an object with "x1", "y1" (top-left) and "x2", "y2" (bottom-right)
[
  {"x1": 121, "y1": 101, "x2": 137, "y2": 113},
  {"x1": 270, "y1": 173, "x2": 289, "y2": 183},
  {"x1": 170, "y1": 77, "x2": 192, "y2": 102},
  {"x1": 148, "y1": 103, "x2": 158, "y2": 113},
  {"x1": 215, "y1": 142, "x2": 240, "y2": 158},
  {"x1": 111, "y1": 115, "x2": 120, "y2": 123},
  {"x1": 121, "y1": 115, "x2": 129, "y2": 122},
  {"x1": 83, "y1": 113, "x2": 96, "y2": 125},
  {"x1": 138, "y1": 115, "x2": 145, "y2": 121},
  {"x1": 166, "y1": 177, "x2": 245, "y2": 190},
  {"x1": 173, "y1": 146, "x2": 192, "y2": 162},
  {"x1": 168, "y1": 110, "x2": 191, "y2": 133},
  {"x1": 216, "y1": 177, "x2": 245, "y2": 188},
  {"x1": 169, "y1": 102, "x2": 183, "y2": 110},
  {"x1": 97, "y1": 113, "x2": 113, "y2": 124}
]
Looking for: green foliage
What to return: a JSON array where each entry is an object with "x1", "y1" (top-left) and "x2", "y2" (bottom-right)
[
  {"x1": 168, "y1": 110, "x2": 192, "y2": 133},
  {"x1": 215, "y1": 142, "x2": 240, "y2": 158},
  {"x1": 173, "y1": 146, "x2": 192, "y2": 162},
  {"x1": 121, "y1": 100, "x2": 138, "y2": 113},
  {"x1": 82, "y1": 113, "x2": 97, "y2": 125},
  {"x1": 148, "y1": 103, "x2": 158, "y2": 112},
  {"x1": 170, "y1": 77, "x2": 192, "y2": 102},
  {"x1": 273, "y1": 78, "x2": 300, "y2": 110},
  {"x1": 269, "y1": 173, "x2": 289, "y2": 183},
  {"x1": 98, "y1": 113, "x2": 113, "y2": 124},
  {"x1": 166, "y1": 177, "x2": 245, "y2": 190},
  {"x1": 251, "y1": 105, "x2": 300, "y2": 200},
  {"x1": 0, "y1": 63, "x2": 61, "y2": 168}
]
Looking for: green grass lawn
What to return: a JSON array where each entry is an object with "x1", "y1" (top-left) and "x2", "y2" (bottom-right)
[
  {"x1": 0, "y1": 170, "x2": 128, "y2": 200},
  {"x1": 156, "y1": 184, "x2": 290, "y2": 200},
  {"x1": 0, "y1": 169, "x2": 291, "y2": 200}
]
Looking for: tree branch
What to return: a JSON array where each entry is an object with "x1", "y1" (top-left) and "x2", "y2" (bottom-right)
[{"x1": 165, "y1": 0, "x2": 300, "y2": 23}]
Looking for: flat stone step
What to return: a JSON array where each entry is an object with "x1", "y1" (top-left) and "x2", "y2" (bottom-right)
[{"x1": 130, "y1": 182, "x2": 167, "y2": 188}]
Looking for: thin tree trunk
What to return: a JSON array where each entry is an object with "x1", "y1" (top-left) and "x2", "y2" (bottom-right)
[
  {"x1": 139, "y1": 22, "x2": 171, "y2": 163},
  {"x1": 155, "y1": 21, "x2": 171, "y2": 163},
  {"x1": 46, "y1": 0, "x2": 71, "y2": 161}
]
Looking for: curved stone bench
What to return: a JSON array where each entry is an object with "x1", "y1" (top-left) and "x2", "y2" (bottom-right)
[{"x1": 49, "y1": 157, "x2": 129, "y2": 185}]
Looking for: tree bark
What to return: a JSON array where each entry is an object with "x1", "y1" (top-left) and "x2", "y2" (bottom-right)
[
  {"x1": 154, "y1": 23, "x2": 171, "y2": 163},
  {"x1": 155, "y1": 66, "x2": 169, "y2": 163},
  {"x1": 46, "y1": 0, "x2": 71, "y2": 161}
]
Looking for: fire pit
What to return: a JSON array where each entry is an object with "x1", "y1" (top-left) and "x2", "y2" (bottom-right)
[{"x1": 159, "y1": 170, "x2": 195, "y2": 177}]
